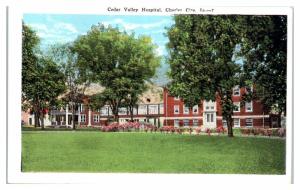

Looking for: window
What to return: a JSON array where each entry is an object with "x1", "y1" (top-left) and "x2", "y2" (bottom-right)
[
  {"x1": 174, "y1": 96, "x2": 180, "y2": 100},
  {"x1": 193, "y1": 105, "x2": 198, "y2": 114},
  {"x1": 93, "y1": 114, "x2": 100, "y2": 123},
  {"x1": 245, "y1": 101, "x2": 253, "y2": 112},
  {"x1": 138, "y1": 105, "x2": 147, "y2": 115},
  {"x1": 245, "y1": 118, "x2": 253, "y2": 127},
  {"x1": 245, "y1": 85, "x2": 253, "y2": 94},
  {"x1": 222, "y1": 120, "x2": 228, "y2": 128},
  {"x1": 118, "y1": 107, "x2": 127, "y2": 115},
  {"x1": 149, "y1": 105, "x2": 158, "y2": 114},
  {"x1": 80, "y1": 115, "x2": 86, "y2": 122},
  {"x1": 233, "y1": 102, "x2": 240, "y2": 112},
  {"x1": 183, "y1": 119, "x2": 189, "y2": 126},
  {"x1": 210, "y1": 113, "x2": 214, "y2": 122},
  {"x1": 206, "y1": 113, "x2": 214, "y2": 122},
  {"x1": 174, "y1": 105, "x2": 180, "y2": 114},
  {"x1": 233, "y1": 118, "x2": 240, "y2": 128},
  {"x1": 174, "y1": 119, "x2": 179, "y2": 127},
  {"x1": 233, "y1": 85, "x2": 240, "y2": 96},
  {"x1": 193, "y1": 119, "x2": 199, "y2": 127},
  {"x1": 100, "y1": 106, "x2": 109, "y2": 115},
  {"x1": 78, "y1": 104, "x2": 83, "y2": 112},
  {"x1": 204, "y1": 101, "x2": 216, "y2": 111},
  {"x1": 183, "y1": 105, "x2": 189, "y2": 114}
]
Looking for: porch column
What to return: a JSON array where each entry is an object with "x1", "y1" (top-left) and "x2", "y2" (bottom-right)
[
  {"x1": 88, "y1": 108, "x2": 92, "y2": 126},
  {"x1": 65, "y1": 104, "x2": 69, "y2": 127},
  {"x1": 78, "y1": 104, "x2": 81, "y2": 125}
]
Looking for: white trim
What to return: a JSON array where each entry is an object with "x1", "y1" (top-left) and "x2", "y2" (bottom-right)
[
  {"x1": 245, "y1": 101, "x2": 253, "y2": 112},
  {"x1": 174, "y1": 96, "x2": 180, "y2": 100},
  {"x1": 93, "y1": 114, "x2": 100, "y2": 123},
  {"x1": 233, "y1": 102, "x2": 240, "y2": 112},
  {"x1": 192, "y1": 105, "x2": 199, "y2": 114},
  {"x1": 183, "y1": 104, "x2": 189, "y2": 114},
  {"x1": 174, "y1": 105, "x2": 179, "y2": 114},
  {"x1": 245, "y1": 118, "x2": 253, "y2": 128},
  {"x1": 233, "y1": 85, "x2": 240, "y2": 96},
  {"x1": 233, "y1": 118, "x2": 240, "y2": 128},
  {"x1": 232, "y1": 115, "x2": 269, "y2": 119},
  {"x1": 164, "y1": 116, "x2": 203, "y2": 119}
]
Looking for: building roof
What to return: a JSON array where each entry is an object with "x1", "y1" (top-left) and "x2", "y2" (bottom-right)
[{"x1": 82, "y1": 83, "x2": 163, "y2": 104}]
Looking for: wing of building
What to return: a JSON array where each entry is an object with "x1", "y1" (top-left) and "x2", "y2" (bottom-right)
[{"x1": 22, "y1": 84, "x2": 282, "y2": 128}]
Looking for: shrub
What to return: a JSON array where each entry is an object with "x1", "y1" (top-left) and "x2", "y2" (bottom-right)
[
  {"x1": 241, "y1": 128, "x2": 250, "y2": 135},
  {"x1": 176, "y1": 128, "x2": 183, "y2": 135},
  {"x1": 216, "y1": 126, "x2": 225, "y2": 135},
  {"x1": 205, "y1": 128, "x2": 211, "y2": 136},
  {"x1": 195, "y1": 127, "x2": 201, "y2": 135},
  {"x1": 252, "y1": 128, "x2": 260, "y2": 136},
  {"x1": 278, "y1": 128, "x2": 285, "y2": 137}
]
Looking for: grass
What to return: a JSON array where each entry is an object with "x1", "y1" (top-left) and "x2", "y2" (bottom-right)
[{"x1": 22, "y1": 131, "x2": 286, "y2": 174}]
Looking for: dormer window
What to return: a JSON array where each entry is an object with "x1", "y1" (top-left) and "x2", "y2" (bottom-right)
[
  {"x1": 193, "y1": 105, "x2": 198, "y2": 114},
  {"x1": 174, "y1": 105, "x2": 180, "y2": 114},
  {"x1": 183, "y1": 105, "x2": 189, "y2": 114},
  {"x1": 233, "y1": 85, "x2": 240, "y2": 96}
]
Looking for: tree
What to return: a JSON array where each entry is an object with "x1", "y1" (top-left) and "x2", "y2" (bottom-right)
[
  {"x1": 72, "y1": 24, "x2": 160, "y2": 122},
  {"x1": 47, "y1": 43, "x2": 89, "y2": 129},
  {"x1": 166, "y1": 15, "x2": 244, "y2": 137},
  {"x1": 22, "y1": 22, "x2": 39, "y2": 112},
  {"x1": 22, "y1": 24, "x2": 66, "y2": 129},
  {"x1": 240, "y1": 16, "x2": 287, "y2": 127}
]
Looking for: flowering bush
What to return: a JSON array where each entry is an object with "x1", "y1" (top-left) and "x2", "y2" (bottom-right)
[
  {"x1": 216, "y1": 126, "x2": 225, "y2": 135},
  {"x1": 176, "y1": 128, "x2": 183, "y2": 134},
  {"x1": 195, "y1": 127, "x2": 201, "y2": 135},
  {"x1": 205, "y1": 128, "x2": 211, "y2": 136},
  {"x1": 160, "y1": 126, "x2": 175, "y2": 134}
]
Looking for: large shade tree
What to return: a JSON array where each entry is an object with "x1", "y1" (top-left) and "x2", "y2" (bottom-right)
[
  {"x1": 166, "y1": 15, "x2": 245, "y2": 137},
  {"x1": 47, "y1": 43, "x2": 90, "y2": 129},
  {"x1": 240, "y1": 15, "x2": 287, "y2": 127},
  {"x1": 72, "y1": 24, "x2": 160, "y2": 122},
  {"x1": 22, "y1": 23, "x2": 66, "y2": 129}
]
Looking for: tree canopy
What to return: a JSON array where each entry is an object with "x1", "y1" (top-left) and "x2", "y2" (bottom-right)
[
  {"x1": 72, "y1": 24, "x2": 161, "y2": 122},
  {"x1": 22, "y1": 23, "x2": 66, "y2": 128},
  {"x1": 241, "y1": 16, "x2": 287, "y2": 117}
]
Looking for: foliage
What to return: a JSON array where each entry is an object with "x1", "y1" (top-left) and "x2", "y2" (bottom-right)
[
  {"x1": 240, "y1": 16, "x2": 287, "y2": 119},
  {"x1": 47, "y1": 43, "x2": 89, "y2": 129},
  {"x1": 239, "y1": 127, "x2": 286, "y2": 137},
  {"x1": 22, "y1": 24, "x2": 66, "y2": 128},
  {"x1": 72, "y1": 24, "x2": 161, "y2": 122},
  {"x1": 166, "y1": 15, "x2": 244, "y2": 137}
]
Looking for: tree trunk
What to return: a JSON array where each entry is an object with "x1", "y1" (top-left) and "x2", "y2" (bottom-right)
[
  {"x1": 34, "y1": 112, "x2": 38, "y2": 128},
  {"x1": 72, "y1": 104, "x2": 76, "y2": 130},
  {"x1": 278, "y1": 111, "x2": 282, "y2": 128},
  {"x1": 41, "y1": 112, "x2": 45, "y2": 130},
  {"x1": 112, "y1": 106, "x2": 119, "y2": 123},
  {"x1": 35, "y1": 111, "x2": 41, "y2": 128},
  {"x1": 129, "y1": 106, "x2": 134, "y2": 122},
  {"x1": 226, "y1": 117, "x2": 234, "y2": 137}
]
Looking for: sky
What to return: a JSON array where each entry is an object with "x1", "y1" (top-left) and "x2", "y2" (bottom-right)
[{"x1": 23, "y1": 14, "x2": 175, "y2": 85}]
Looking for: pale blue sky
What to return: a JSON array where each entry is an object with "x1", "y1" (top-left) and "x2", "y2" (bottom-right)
[{"x1": 23, "y1": 14, "x2": 174, "y2": 85}]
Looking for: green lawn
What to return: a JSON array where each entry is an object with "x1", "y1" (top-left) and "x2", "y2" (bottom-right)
[{"x1": 22, "y1": 131, "x2": 286, "y2": 174}]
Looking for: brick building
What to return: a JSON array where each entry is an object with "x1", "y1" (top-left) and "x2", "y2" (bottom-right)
[{"x1": 22, "y1": 85, "x2": 274, "y2": 129}]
